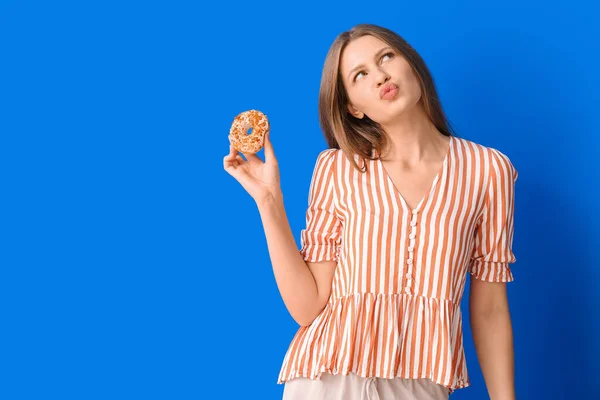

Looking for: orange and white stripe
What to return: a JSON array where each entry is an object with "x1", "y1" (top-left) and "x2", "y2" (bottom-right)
[{"x1": 277, "y1": 136, "x2": 518, "y2": 394}]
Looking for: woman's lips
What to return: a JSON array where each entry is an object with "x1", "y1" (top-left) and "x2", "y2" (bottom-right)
[{"x1": 381, "y1": 85, "x2": 399, "y2": 100}]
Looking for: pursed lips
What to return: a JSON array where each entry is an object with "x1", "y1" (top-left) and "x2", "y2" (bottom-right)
[{"x1": 379, "y1": 82, "x2": 399, "y2": 99}]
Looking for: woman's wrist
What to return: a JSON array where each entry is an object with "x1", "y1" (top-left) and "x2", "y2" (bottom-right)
[{"x1": 256, "y1": 190, "x2": 284, "y2": 211}]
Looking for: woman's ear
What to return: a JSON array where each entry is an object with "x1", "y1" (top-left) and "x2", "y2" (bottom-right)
[{"x1": 347, "y1": 103, "x2": 364, "y2": 119}]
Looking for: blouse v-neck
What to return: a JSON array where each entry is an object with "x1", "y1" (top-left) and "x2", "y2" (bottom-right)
[{"x1": 377, "y1": 135, "x2": 454, "y2": 213}]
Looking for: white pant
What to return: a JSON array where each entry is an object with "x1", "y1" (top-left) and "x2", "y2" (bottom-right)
[{"x1": 282, "y1": 372, "x2": 450, "y2": 400}]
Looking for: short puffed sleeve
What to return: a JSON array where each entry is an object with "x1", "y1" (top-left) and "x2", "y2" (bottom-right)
[
  {"x1": 299, "y1": 149, "x2": 343, "y2": 263},
  {"x1": 470, "y1": 148, "x2": 518, "y2": 282}
]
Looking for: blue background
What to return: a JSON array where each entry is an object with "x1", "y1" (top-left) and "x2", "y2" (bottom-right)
[{"x1": 2, "y1": 0, "x2": 598, "y2": 399}]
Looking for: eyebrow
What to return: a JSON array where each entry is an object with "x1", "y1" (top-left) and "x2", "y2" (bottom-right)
[{"x1": 347, "y1": 47, "x2": 393, "y2": 80}]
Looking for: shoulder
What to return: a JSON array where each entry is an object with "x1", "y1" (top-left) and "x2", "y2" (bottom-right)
[
  {"x1": 309, "y1": 149, "x2": 341, "y2": 181},
  {"x1": 317, "y1": 147, "x2": 340, "y2": 159},
  {"x1": 458, "y1": 137, "x2": 515, "y2": 167},
  {"x1": 460, "y1": 137, "x2": 518, "y2": 183},
  {"x1": 314, "y1": 148, "x2": 342, "y2": 168},
  {"x1": 484, "y1": 145, "x2": 517, "y2": 183}
]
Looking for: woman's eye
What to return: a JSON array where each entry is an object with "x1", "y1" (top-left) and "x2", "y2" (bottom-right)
[{"x1": 353, "y1": 52, "x2": 393, "y2": 82}]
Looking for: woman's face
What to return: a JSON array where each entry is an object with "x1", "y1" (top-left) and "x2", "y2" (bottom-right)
[{"x1": 339, "y1": 35, "x2": 422, "y2": 125}]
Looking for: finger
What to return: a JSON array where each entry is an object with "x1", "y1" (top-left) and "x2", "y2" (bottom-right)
[
  {"x1": 263, "y1": 130, "x2": 276, "y2": 164},
  {"x1": 225, "y1": 163, "x2": 250, "y2": 188},
  {"x1": 243, "y1": 151, "x2": 263, "y2": 166},
  {"x1": 224, "y1": 152, "x2": 240, "y2": 166},
  {"x1": 224, "y1": 149, "x2": 237, "y2": 161},
  {"x1": 224, "y1": 154, "x2": 244, "y2": 171},
  {"x1": 223, "y1": 158, "x2": 238, "y2": 170},
  {"x1": 224, "y1": 163, "x2": 241, "y2": 179}
]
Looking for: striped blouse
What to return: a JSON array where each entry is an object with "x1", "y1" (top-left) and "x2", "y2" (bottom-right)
[{"x1": 277, "y1": 135, "x2": 518, "y2": 394}]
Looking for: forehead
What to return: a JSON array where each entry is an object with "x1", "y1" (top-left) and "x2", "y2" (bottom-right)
[{"x1": 340, "y1": 35, "x2": 390, "y2": 74}]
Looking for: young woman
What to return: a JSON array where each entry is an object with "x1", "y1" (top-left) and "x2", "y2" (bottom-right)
[{"x1": 224, "y1": 24, "x2": 518, "y2": 400}]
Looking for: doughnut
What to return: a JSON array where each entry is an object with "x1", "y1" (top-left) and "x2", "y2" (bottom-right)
[{"x1": 228, "y1": 109, "x2": 270, "y2": 154}]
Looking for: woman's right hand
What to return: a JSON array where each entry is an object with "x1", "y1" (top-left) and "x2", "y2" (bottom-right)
[{"x1": 223, "y1": 131, "x2": 282, "y2": 205}]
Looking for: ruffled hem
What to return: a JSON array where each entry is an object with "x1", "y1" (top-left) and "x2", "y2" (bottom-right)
[
  {"x1": 279, "y1": 367, "x2": 469, "y2": 395},
  {"x1": 277, "y1": 292, "x2": 470, "y2": 393},
  {"x1": 469, "y1": 260, "x2": 515, "y2": 282},
  {"x1": 299, "y1": 243, "x2": 339, "y2": 263}
]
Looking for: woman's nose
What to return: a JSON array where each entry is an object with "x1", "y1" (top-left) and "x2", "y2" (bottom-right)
[{"x1": 375, "y1": 71, "x2": 390, "y2": 87}]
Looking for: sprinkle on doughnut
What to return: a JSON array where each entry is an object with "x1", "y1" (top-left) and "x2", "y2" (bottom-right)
[{"x1": 228, "y1": 110, "x2": 270, "y2": 154}]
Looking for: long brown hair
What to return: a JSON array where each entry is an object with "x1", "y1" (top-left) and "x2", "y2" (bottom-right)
[{"x1": 318, "y1": 23, "x2": 459, "y2": 172}]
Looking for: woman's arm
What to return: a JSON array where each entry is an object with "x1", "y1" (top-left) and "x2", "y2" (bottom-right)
[
  {"x1": 224, "y1": 133, "x2": 336, "y2": 327},
  {"x1": 258, "y1": 194, "x2": 336, "y2": 327},
  {"x1": 469, "y1": 278, "x2": 516, "y2": 400}
]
